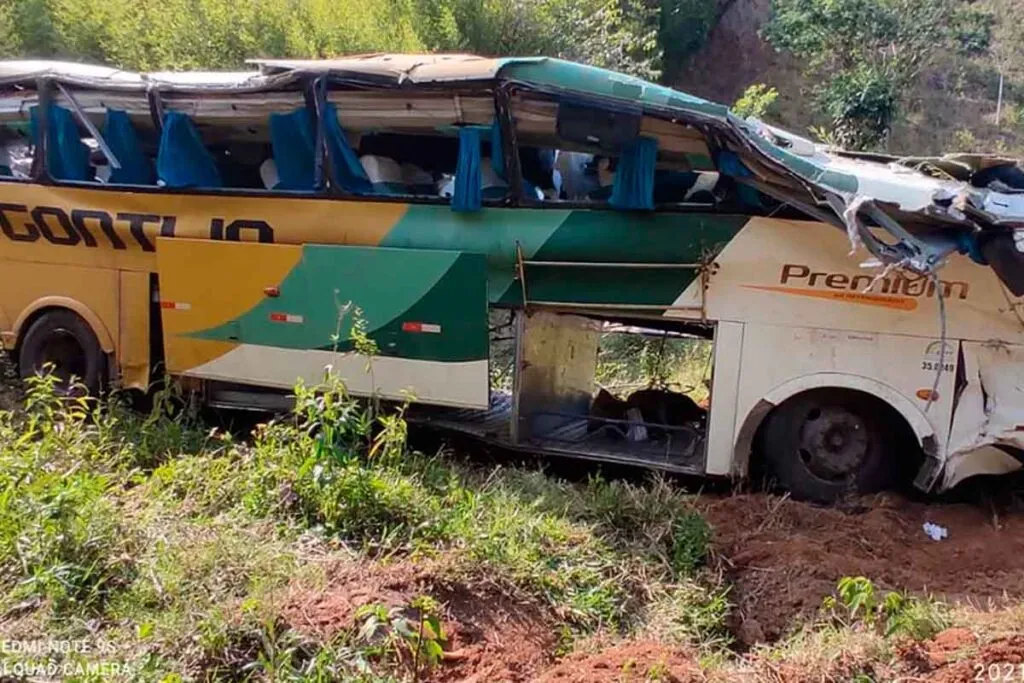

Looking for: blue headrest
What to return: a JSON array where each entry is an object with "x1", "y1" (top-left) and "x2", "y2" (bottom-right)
[{"x1": 104, "y1": 109, "x2": 155, "y2": 185}]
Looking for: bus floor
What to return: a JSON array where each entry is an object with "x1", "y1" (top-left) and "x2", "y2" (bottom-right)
[{"x1": 408, "y1": 391, "x2": 707, "y2": 475}]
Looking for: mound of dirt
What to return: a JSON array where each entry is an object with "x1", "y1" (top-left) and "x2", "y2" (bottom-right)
[
  {"x1": 701, "y1": 493, "x2": 1024, "y2": 644},
  {"x1": 536, "y1": 640, "x2": 699, "y2": 683},
  {"x1": 281, "y1": 560, "x2": 556, "y2": 682},
  {"x1": 927, "y1": 636, "x2": 1024, "y2": 682},
  {"x1": 896, "y1": 631, "x2": 1024, "y2": 682}
]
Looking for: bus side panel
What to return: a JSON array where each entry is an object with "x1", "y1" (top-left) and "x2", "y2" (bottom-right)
[
  {"x1": 0, "y1": 259, "x2": 119, "y2": 356},
  {"x1": 156, "y1": 238, "x2": 490, "y2": 409},
  {"x1": 944, "y1": 341, "x2": 1024, "y2": 487},
  {"x1": 733, "y1": 322, "x2": 955, "y2": 463},
  {"x1": 705, "y1": 321, "x2": 744, "y2": 476},
  {"x1": 118, "y1": 270, "x2": 151, "y2": 390}
]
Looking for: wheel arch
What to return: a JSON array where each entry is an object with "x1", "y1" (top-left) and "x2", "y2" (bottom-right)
[
  {"x1": 13, "y1": 298, "x2": 116, "y2": 356},
  {"x1": 732, "y1": 372, "x2": 938, "y2": 478}
]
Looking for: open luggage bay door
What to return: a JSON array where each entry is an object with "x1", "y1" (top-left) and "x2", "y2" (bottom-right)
[{"x1": 156, "y1": 238, "x2": 490, "y2": 408}]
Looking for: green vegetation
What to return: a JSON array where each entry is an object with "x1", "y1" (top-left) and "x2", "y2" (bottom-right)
[
  {"x1": 0, "y1": 0, "x2": 669, "y2": 78},
  {"x1": 0, "y1": 361, "x2": 1015, "y2": 679},
  {"x1": 823, "y1": 576, "x2": 949, "y2": 640},
  {"x1": 732, "y1": 83, "x2": 779, "y2": 120},
  {"x1": 0, "y1": 370, "x2": 726, "y2": 678},
  {"x1": 764, "y1": 0, "x2": 974, "y2": 149},
  {"x1": 596, "y1": 331, "x2": 712, "y2": 403}
]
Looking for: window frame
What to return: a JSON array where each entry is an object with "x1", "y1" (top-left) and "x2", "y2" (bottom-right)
[{"x1": 499, "y1": 80, "x2": 739, "y2": 214}]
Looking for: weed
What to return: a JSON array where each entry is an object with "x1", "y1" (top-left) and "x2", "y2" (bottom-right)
[
  {"x1": 355, "y1": 596, "x2": 447, "y2": 680},
  {"x1": 823, "y1": 576, "x2": 948, "y2": 640}
]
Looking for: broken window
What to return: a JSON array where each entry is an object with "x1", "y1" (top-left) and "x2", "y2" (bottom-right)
[
  {"x1": 324, "y1": 89, "x2": 506, "y2": 204},
  {"x1": 0, "y1": 86, "x2": 37, "y2": 180},
  {"x1": 509, "y1": 92, "x2": 723, "y2": 208}
]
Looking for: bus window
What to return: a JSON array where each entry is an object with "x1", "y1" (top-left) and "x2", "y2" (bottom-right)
[
  {"x1": 0, "y1": 124, "x2": 33, "y2": 179},
  {"x1": 0, "y1": 86, "x2": 37, "y2": 180},
  {"x1": 510, "y1": 93, "x2": 722, "y2": 208},
  {"x1": 327, "y1": 91, "x2": 505, "y2": 204},
  {"x1": 162, "y1": 93, "x2": 309, "y2": 191}
]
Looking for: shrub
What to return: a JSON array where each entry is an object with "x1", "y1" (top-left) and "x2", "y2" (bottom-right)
[{"x1": 823, "y1": 576, "x2": 948, "y2": 640}]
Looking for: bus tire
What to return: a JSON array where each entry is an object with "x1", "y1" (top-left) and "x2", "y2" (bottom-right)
[
  {"x1": 18, "y1": 310, "x2": 107, "y2": 396},
  {"x1": 759, "y1": 389, "x2": 896, "y2": 503}
]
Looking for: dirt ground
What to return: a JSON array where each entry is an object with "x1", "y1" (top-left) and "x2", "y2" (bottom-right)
[
  {"x1": 702, "y1": 492, "x2": 1024, "y2": 645},
  {"x1": 279, "y1": 491, "x2": 1024, "y2": 682}
]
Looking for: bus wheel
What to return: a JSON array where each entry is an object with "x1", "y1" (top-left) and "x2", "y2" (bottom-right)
[
  {"x1": 18, "y1": 310, "x2": 107, "y2": 396},
  {"x1": 760, "y1": 389, "x2": 897, "y2": 503}
]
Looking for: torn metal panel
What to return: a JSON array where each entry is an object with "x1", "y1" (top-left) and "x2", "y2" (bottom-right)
[
  {"x1": 944, "y1": 341, "x2": 1024, "y2": 488},
  {"x1": 728, "y1": 117, "x2": 1024, "y2": 292}
]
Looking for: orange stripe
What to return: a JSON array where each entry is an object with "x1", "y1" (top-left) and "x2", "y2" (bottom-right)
[{"x1": 742, "y1": 284, "x2": 918, "y2": 311}]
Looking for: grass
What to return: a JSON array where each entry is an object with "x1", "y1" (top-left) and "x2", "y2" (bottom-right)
[
  {"x1": 0, "y1": 365, "x2": 1012, "y2": 681},
  {"x1": 0, "y1": 370, "x2": 726, "y2": 680}
]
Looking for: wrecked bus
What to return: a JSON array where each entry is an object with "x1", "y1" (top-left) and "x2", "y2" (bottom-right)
[{"x1": 1, "y1": 55, "x2": 1023, "y2": 502}]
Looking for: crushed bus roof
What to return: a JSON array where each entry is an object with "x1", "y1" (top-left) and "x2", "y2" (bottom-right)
[{"x1": 1, "y1": 54, "x2": 1023, "y2": 292}]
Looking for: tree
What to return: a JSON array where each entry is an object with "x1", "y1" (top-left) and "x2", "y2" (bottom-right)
[
  {"x1": 0, "y1": 4, "x2": 20, "y2": 58},
  {"x1": 3, "y1": 0, "x2": 666, "y2": 80},
  {"x1": 764, "y1": 0, "x2": 981, "y2": 150},
  {"x1": 553, "y1": 0, "x2": 662, "y2": 80},
  {"x1": 659, "y1": 0, "x2": 717, "y2": 82}
]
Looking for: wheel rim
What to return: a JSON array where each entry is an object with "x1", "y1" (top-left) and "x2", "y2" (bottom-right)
[
  {"x1": 796, "y1": 405, "x2": 869, "y2": 482},
  {"x1": 36, "y1": 329, "x2": 87, "y2": 388}
]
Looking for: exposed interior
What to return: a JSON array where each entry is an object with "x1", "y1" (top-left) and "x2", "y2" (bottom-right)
[
  {"x1": 422, "y1": 309, "x2": 714, "y2": 471},
  {"x1": 0, "y1": 79, "x2": 788, "y2": 216}
]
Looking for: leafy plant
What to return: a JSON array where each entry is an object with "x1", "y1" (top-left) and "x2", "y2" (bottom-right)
[
  {"x1": 765, "y1": 0, "x2": 986, "y2": 149},
  {"x1": 823, "y1": 576, "x2": 948, "y2": 640},
  {"x1": 733, "y1": 83, "x2": 780, "y2": 120},
  {"x1": 355, "y1": 596, "x2": 447, "y2": 680}
]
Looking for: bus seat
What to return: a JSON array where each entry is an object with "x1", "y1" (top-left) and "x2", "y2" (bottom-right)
[
  {"x1": 269, "y1": 107, "x2": 316, "y2": 191},
  {"x1": 360, "y1": 155, "x2": 407, "y2": 195},
  {"x1": 157, "y1": 112, "x2": 223, "y2": 189},
  {"x1": 401, "y1": 162, "x2": 435, "y2": 195},
  {"x1": 610, "y1": 136, "x2": 656, "y2": 211},
  {"x1": 323, "y1": 103, "x2": 373, "y2": 194},
  {"x1": 652, "y1": 170, "x2": 698, "y2": 203},
  {"x1": 104, "y1": 109, "x2": 155, "y2": 185},
  {"x1": 0, "y1": 146, "x2": 11, "y2": 176},
  {"x1": 259, "y1": 158, "x2": 279, "y2": 190},
  {"x1": 481, "y1": 155, "x2": 507, "y2": 200},
  {"x1": 29, "y1": 104, "x2": 91, "y2": 181}
]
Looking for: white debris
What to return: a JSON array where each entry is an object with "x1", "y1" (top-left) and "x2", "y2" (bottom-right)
[{"x1": 922, "y1": 522, "x2": 948, "y2": 542}]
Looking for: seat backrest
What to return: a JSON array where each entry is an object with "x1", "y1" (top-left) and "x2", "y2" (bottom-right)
[
  {"x1": 269, "y1": 107, "x2": 316, "y2": 190},
  {"x1": 157, "y1": 111, "x2": 223, "y2": 189},
  {"x1": 323, "y1": 103, "x2": 372, "y2": 194},
  {"x1": 104, "y1": 109, "x2": 155, "y2": 185},
  {"x1": 30, "y1": 104, "x2": 91, "y2": 181}
]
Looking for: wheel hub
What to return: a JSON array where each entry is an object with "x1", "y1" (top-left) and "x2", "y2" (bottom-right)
[
  {"x1": 38, "y1": 330, "x2": 86, "y2": 386},
  {"x1": 797, "y1": 406, "x2": 869, "y2": 481}
]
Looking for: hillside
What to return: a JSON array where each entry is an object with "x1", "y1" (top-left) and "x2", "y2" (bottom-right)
[{"x1": 675, "y1": 0, "x2": 1024, "y2": 155}]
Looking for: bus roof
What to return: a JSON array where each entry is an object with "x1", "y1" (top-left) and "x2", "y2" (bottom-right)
[{"x1": 0, "y1": 55, "x2": 728, "y2": 115}]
